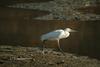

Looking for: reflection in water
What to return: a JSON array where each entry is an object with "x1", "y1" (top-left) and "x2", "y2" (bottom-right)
[
  {"x1": 0, "y1": 0, "x2": 54, "y2": 6},
  {"x1": 0, "y1": 7, "x2": 50, "y2": 19}
]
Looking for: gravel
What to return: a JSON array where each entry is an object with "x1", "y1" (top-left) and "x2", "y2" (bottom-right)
[{"x1": 0, "y1": 45, "x2": 100, "y2": 67}]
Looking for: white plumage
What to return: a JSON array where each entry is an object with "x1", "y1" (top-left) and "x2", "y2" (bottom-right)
[
  {"x1": 41, "y1": 28, "x2": 77, "y2": 55},
  {"x1": 41, "y1": 29, "x2": 69, "y2": 41}
]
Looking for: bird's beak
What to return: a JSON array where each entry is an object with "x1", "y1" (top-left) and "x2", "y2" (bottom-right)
[{"x1": 70, "y1": 29, "x2": 77, "y2": 32}]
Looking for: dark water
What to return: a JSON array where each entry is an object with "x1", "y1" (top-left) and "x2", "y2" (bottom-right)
[
  {"x1": 0, "y1": 20, "x2": 100, "y2": 59},
  {"x1": 77, "y1": 20, "x2": 100, "y2": 59}
]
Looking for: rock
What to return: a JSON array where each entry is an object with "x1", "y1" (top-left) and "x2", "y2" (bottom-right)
[
  {"x1": 0, "y1": 61, "x2": 4, "y2": 64},
  {"x1": 72, "y1": 56, "x2": 78, "y2": 59},
  {"x1": 48, "y1": 62, "x2": 55, "y2": 65},
  {"x1": 16, "y1": 58, "x2": 32, "y2": 61},
  {"x1": 56, "y1": 60, "x2": 65, "y2": 64}
]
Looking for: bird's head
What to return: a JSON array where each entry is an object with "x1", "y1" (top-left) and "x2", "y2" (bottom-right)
[{"x1": 64, "y1": 28, "x2": 77, "y2": 32}]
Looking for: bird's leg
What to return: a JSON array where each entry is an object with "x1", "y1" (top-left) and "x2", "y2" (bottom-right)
[
  {"x1": 57, "y1": 40, "x2": 65, "y2": 55},
  {"x1": 42, "y1": 40, "x2": 47, "y2": 55}
]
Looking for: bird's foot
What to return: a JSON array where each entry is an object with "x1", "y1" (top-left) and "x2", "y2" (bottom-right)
[{"x1": 42, "y1": 50, "x2": 45, "y2": 55}]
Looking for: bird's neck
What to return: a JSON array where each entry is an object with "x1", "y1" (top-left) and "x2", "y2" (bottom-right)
[
  {"x1": 64, "y1": 31, "x2": 70, "y2": 37},
  {"x1": 65, "y1": 31, "x2": 70, "y2": 34}
]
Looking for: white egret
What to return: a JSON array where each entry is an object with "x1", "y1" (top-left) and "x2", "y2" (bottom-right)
[{"x1": 41, "y1": 28, "x2": 77, "y2": 55}]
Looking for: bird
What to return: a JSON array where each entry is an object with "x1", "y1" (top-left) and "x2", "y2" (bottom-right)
[{"x1": 40, "y1": 28, "x2": 77, "y2": 55}]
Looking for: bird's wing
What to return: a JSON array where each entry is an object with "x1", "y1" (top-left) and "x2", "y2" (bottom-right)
[{"x1": 41, "y1": 29, "x2": 64, "y2": 41}]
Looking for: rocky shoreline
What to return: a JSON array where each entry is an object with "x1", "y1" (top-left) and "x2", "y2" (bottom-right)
[
  {"x1": 7, "y1": 0, "x2": 100, "y2": 20},
  {"x1": 0, "y1": 46, "x2": 100, "y2": 67}
]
